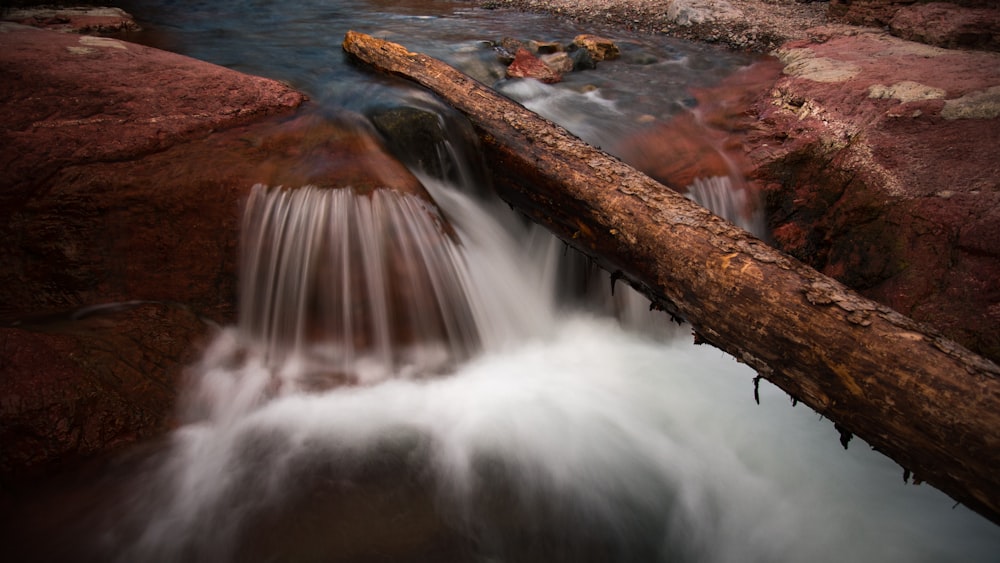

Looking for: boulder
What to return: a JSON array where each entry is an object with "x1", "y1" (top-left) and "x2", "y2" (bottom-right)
[
  {"x1": 528, "y1": 39, "x2": 563, "y2": 54},
  {"x1": 746, "y1": 27, "x2": 1000, "y2": 362},
  {"x1": 0, "y1": 23, "x2": 304, "y2": 213},
  {"x1": 540, "y1": 51, "x2": 574, "y2": 74},
  {"x1": 612, "y1": 58, "x2": 783, "y2": 233},
  {"x1": 568, "y1": 45, "x2": 597, "y2": 71},
  {"x1": 614, "y1": 58, "x2": 783, "y2": 193},
  {"x1": 0, "y1": 22, "x2": 308, "y2": 322},
  {"x1": 506, "y1": 47, "x2": 563, "y2": 83}
]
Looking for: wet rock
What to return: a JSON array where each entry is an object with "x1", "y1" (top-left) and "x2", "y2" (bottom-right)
[
  {"x1": 368, "y1": 104, "x2": 490, "y2": 191},
  {"x1": 568, "y1": 45, "x2": 597, "y2": 70},
  {"x1": 0, "y1": 302, "x2": 211, "y2": 483},
  {"x1": 0, "y1": 23, "x2": 306, "y2": 322},
  {"x1": 506, "y1": 47, "x2": 563, "y2": 83},
  {"x1": 747, "y1": 28, "x2": 1000, "y2": 362},
  {"x1": 540, "y1": 51, "x2": 574, "y2": 74},
  {"x1": 573, "y1": 34, "x2": 620, "y2": 61},
  {"x1": 0, "y1": 6, "x2": 140, "y2": 34},
  {"x1": 494, "y1": 36, "x2": 525, "y2": 63},
  {"x1": 612, "y1": 58, "x2": 783, "y2": 225},
  {"x1": 615, "y1": 118, "x2": 743, "y2": 193},
  {"x1": 0, "y1": 23, "x2": 304, "y2": 216},
  {"x1": 0, "y1": 21, "x2": 460, "y2": 474}
]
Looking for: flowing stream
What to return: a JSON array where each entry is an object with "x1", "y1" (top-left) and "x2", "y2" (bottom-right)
[{"x1": 23, "y1": 0, "x2": 1000, "y2": 561}]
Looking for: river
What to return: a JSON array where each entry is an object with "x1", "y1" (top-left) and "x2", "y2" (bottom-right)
[{"x1": 28, "y1": 0, "x2": 1000, "y2": 560}]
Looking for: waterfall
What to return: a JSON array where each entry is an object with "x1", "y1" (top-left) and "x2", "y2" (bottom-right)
[
  {"x1": 98, "y1": 129, "x2": 997, "y2": 562},
  {"x1": 7, "y1": 2, "x2": 998, "y2": 557},
  {"x1": 238, "y1": 183, "x2": 479, "y2": 386}
]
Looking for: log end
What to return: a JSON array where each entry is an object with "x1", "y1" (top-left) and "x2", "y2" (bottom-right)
[{"x1": 343, "y1": 30, "x2": 416, "y2": 66}]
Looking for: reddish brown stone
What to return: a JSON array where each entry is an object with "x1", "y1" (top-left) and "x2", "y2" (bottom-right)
[
  {"x1": 0, "y1": 22, "x2": 453, "y2": 478},
  {"x1": 829, "y1": 1, "x2": 1000, "y2": 51},
  {"x1": 890, "y1": 3, "x2": 1000, "y2": 51},
  {"x1": 747, "y1": 28, "x2": 1000, "y2": 361},
  {"x1": 0, "y1": 23, "x2": 305, "y2": 215},
  {"x1": 0, "y1": 302, "x2": 211, "y2": 482},
  {"x1": 506, "y1": 47, "x2": 563, "y2": 83},
  {"x1": 0, "y1": 6, "x2": 140, "y2": 34}
]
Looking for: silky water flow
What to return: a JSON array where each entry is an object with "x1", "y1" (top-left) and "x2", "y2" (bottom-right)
[{"x1": 98, "y1": 118, "x2": 1000, "y2": 562}]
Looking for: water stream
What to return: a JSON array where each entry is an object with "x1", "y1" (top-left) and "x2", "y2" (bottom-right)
[{"x1": 17, "y1": 0, "x2": 1000, "y2": 560}]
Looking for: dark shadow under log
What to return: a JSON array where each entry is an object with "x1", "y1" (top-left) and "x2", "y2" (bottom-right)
[{"x1": 342, "y1": 31, "x2": 1000, "y2": 525}]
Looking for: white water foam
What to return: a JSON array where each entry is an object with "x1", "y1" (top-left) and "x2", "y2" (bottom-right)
[{"x1": 106, "y1": 175, "x2": 1000, "y2": 562}]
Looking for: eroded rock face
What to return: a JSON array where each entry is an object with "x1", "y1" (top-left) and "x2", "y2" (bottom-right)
[
  {"x1": 747, "y1": 27, "x2": 1000, "y2": 362},
  {"x1": 829, "y1": 0, "x2": 1000, "y2": 52},
  {"x1": 0, "y1": 302, "x2": 211, "y2": 483}
]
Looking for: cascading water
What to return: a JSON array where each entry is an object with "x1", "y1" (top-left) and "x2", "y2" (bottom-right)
[
  {"x1": 238, "y1": 183, "x2": 482, "y2": 385},
  {"x1": 96, "y1": 126, "x2": 998, "y2": 562},
  {"x1": 15, "y1": 2, "x2": 999, "y2": 561}
]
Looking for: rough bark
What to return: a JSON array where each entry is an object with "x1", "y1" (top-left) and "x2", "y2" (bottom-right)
[{"x1": 342, "y1": 31, "x2": 1000, "y2": 524}]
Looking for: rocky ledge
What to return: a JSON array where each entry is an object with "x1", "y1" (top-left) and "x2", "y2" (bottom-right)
[{"x1": 0, "y1": 15, "x2": 441, "y2": 483}]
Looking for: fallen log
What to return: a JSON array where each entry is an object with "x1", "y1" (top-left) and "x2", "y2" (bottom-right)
[{"x1": 342, "y1": 31, "x2": 1000, "y2": 524}]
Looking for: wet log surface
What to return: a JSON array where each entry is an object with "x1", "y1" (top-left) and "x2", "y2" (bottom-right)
[{"x1": 342, "y1": 31, "x2": 1000, "y2": 524}]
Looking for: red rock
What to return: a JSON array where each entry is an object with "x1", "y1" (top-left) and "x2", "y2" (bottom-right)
[
  {"x1": 829, "y1": 0, "x2": 1000, "y2": 51},
  {"x1": 614, "y1": 116, "x2": 744, "y2": 192},
  {"x1": 0, "y1": 23, "x2": 305, "y2": 210},
  {"x1": 0, "y1": 22, "x2": 457, "y2": 477},
  {"x1": 890, "y1": 3, "x2": 1000, "y2": 51},
  {"x1": 747, "y1": 27, "x2": 1000, "y2": 362},
  {"x1": 0, "y1": 303, "x2": 211, "y2": 481},
  {"x1": 506, "y1": 47, "x2": 563, "y2": 83},
  {"x1": 0, "y1": 23, "x2": 307, "y2": 321},
  {"x1": 0, "y1": 6, "x2": 140, "y2": 34}
]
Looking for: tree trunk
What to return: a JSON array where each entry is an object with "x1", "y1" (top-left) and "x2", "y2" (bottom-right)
[{"x1": 342, "y1": 31, "x2": 1000, "y2": 524}]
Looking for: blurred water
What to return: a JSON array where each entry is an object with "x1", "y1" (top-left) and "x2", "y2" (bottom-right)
[{"x1": 26, "y1": 0, "x2": 1000, "y2": 561}]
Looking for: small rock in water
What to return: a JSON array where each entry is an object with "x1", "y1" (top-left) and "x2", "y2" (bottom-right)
[
  {"x1": 568, "y1": 46, "x2": 597, "y2": 71},
  {"x1": 573, "y1": 34, "x2": 621, "y2": 61},
  {"x1": 540, "y1": 51, "x2": 574, "y2": 74},
  {"x1": 506, "y1": 48, "x2": 563, "y2": 83}
]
